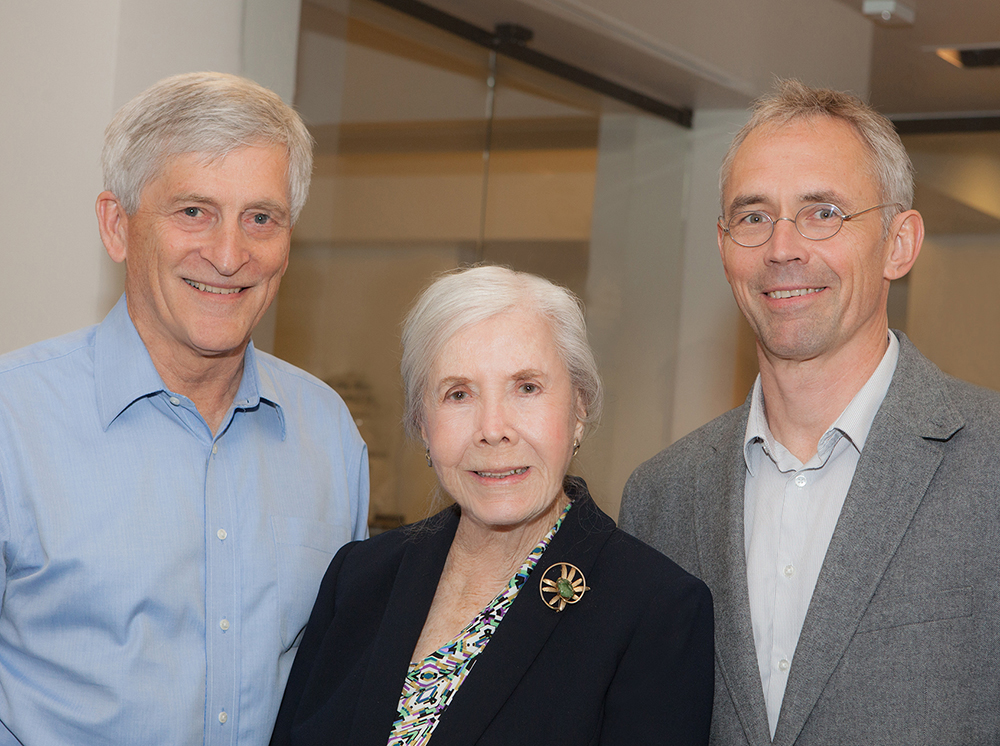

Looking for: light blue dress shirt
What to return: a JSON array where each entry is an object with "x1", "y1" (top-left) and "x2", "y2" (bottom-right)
[{"x1": 0, "y1": 295, "x2": 369, "y2": 745}]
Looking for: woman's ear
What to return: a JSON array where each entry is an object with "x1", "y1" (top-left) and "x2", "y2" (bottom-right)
[{"x1": 573, "y1": 395, "x2": 587, "y2": 443}]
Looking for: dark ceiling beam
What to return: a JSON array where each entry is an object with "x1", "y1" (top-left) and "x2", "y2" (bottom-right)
[
  {"x1": 893, "y1": 116, "x2": 1000, "y2": 135},
  {"x1": 368, "y1": 0, "x2": 693, "y2": 128}
]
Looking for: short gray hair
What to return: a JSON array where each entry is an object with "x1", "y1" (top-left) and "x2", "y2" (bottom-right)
[
  {"x1": 720, "y1": 79, "x2": 913, "y2": 235},
  {"x1": 401, "y1": 265, "x2": 603, "y2": 441},
  {"x1": 102, "y1": 72, "x2": 314, "y2": 223}
]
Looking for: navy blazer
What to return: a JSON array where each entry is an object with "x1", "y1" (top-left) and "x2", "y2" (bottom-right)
[{"x1": 271, "y1": 477, "x2": 714, "y2": 745}]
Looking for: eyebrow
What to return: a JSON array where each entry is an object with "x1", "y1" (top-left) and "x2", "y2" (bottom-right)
[
  {"x1": 434, "y1": 370, "x2": 546, "y2": 389},
  {"x1": 437, "y1": 376, "x2": 469, "y2": 388},
  {"x1": 511, "y1": 369, "x2": 544, "y2": 380},
  {"x1": 726, "y1": 190, "x2": 851, "y2": 215},
  {"x1": 728, "y1": 194, "x2": 768, "y2": 213},
  {"x1": 245, "y1": 199, "x2": 290, "y2": 217},
  {"x1": 170, "y1": 192, "x2": 216, "y2": 207}
]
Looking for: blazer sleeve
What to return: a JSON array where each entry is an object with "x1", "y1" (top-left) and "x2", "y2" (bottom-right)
[
  {"x1": 270, "y1": 539, "x2": 361, "y2": 746},
  {"x1": 600, "y1": 570, "x2": 715, "y2": 745}
]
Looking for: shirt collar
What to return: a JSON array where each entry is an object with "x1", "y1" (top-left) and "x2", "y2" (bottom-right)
[
  {"x1": 94, "y1": 295, "x2": 284, "y2": 435},
  {"x1": 743, "y1": 331, "x2": 900, "y2": 473}
]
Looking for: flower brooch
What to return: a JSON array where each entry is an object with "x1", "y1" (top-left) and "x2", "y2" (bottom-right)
[{"x1": 539, "y1": 562, "x2": 590, "y2": 612}]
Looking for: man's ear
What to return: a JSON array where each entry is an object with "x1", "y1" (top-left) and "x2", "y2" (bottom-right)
[
  {"x1": 717, "y1": 221, "x2": 732, "y2": 283},
  {"x1": 885, "y1": 209, "x2": 924, "y2": 281},
  {"x1": 96, "y1": 192, "x2": 129, "y2": 264}
]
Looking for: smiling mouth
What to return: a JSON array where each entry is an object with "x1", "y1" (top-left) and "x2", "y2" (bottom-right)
[
  {"x1": 474, "y1": 467, "x2": 528, "y2": 479},
  {"x1": 184, "y1": 279, "x2": 244, "y2": 295},
  {"x1": 767, "y1": 287, "x2": 822, "y2": 299}
]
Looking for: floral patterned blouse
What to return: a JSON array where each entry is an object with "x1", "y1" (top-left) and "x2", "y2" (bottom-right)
[{"x1": 385, "y1": 502, "x2": 571, "y2": 746}]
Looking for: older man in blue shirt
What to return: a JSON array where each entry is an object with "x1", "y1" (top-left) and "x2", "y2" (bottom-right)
[{"x1": 0, "y1": 73, "x2": 368, "y2": 745}]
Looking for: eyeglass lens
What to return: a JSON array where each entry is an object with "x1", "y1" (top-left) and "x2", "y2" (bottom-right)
[{"x1": 727, "y1": 203, "x2": 844, "y2": 247}]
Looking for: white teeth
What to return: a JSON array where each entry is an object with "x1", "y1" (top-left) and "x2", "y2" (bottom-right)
[
  {"x1": 475, "y1": 467, "x2": 528, "y2": 479},
  {"x1": 185, "y1": 279, "x2": 243, "y2": 295},
  {"x1": 767, "y1": 287, "x2": 821, "y2": 299}
]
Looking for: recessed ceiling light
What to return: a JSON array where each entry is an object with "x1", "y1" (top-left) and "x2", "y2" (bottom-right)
[
  {"x1": 862, "y1": 0, "x2": 916, "y2": 27},
  {"x1": 928, "y1": 43, "x2": 1000, "y2": 69}
]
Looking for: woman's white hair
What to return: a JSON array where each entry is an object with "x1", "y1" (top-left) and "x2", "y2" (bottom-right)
[
  {"x1": 401, "y1": 265, "x2": 603, "y2": 441},
  {"x1": 102, "y1": 71, "x2": 314, "y2": 223}
]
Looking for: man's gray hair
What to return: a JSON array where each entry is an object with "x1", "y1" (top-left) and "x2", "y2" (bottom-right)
[
  {"x1": 401, "y1": 265, "x2": 603, "y2": 442},
  {"x1": 720, "y1": 79, "x2": 914, "y2": 235},
  {"x1": 102, "y1": 72, "x2": 314, "y2": 223}
]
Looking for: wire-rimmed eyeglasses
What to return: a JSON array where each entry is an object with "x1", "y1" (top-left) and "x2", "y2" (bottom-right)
[{"x1": 720, "y1": 202, "x2": 900, "y2": 248}]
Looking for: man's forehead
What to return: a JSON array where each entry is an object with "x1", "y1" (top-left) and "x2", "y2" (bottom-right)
[
  {"x1": 723, "y1": 116, "x2": 876, "y2": 209},
  {"x1": 144, "y1": 144, "x2": 291, "y2": 203}
]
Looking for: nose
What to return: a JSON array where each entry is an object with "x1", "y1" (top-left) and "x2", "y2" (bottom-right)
[
  {"x1": 477, "y1": 396, "x2": 517, "y2": 447},
  {"x1": 763, "y1": 216, "x2": 807, "y2": 265},
  {"x1": 203, "y1": 219, "x2": 251, "y2": 277}
]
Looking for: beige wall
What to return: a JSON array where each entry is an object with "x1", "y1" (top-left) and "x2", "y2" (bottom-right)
[
  {"x1": 2, "y1": 0, "x2": 300, "y2": 356},
  {"x1": 907, "y1": 234, "x2": 1000, "y2": 390},
  {"x1": 6, "y1": 0, "x2": 877, "y2": 522}
]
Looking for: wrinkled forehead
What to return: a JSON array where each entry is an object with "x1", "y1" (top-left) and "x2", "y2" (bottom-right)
[
  {"x1": 141, "y1": 143, "x2": 292, "y2": 200},
  {"x1": 723, "y1": 116, "x2": 879, "y2": 212}
]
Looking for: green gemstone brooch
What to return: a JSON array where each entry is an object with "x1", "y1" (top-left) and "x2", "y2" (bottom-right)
[{"x1": 539, "y1": 562, "x2": 590, "y2": 612}]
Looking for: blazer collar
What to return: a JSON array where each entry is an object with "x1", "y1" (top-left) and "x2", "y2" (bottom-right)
[
  {"x1": 694, "y1": 403, "x2": 773, "y2": 746},
  {"x1": 428, "y1": 479, "x2": 615, "y2": 746},
  {"x1": 347, "y1": 479, "x2": 615, "y2": 746},
  {"x1": 771, "y1": 332, "x2": 963, "y2": 745},
  {"x1": 695, "y1": 333, "x2": 965, "y2": 746},
  {"x1": 348, "y1": 508, "x2": 460, "y2": 745}
]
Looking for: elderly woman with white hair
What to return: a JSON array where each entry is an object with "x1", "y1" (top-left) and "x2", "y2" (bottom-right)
[{"x1": 271, "y1": 266, "x2": 714, "y2": 746}]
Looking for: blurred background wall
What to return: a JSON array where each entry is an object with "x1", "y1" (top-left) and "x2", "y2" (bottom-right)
[{"x1": 5, "y1": 0, "x2": 999, "y2": 522}]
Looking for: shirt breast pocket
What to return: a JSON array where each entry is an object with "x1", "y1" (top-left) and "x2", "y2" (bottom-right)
[
  {"x1": 856, "y1": 586, "x2": 973, "y2": 633},
  {"x1": 271, "y1": 515, "x2": 352, "y2": 650}
]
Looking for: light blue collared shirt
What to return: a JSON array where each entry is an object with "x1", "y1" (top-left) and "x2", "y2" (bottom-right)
[
  {"x1": 742, "y1": 332, "x2": 899, "y2": 737},
  {"x1": 0, "y1": 295, "x2": 369, "y2": 745}
]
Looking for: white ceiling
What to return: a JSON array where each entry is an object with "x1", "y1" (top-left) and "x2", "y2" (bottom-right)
[
  {"x1": 415, "y1": 0, "x2": 1000, "y2": 119},
  {"x1": 835, "y1": 0, "x2": 1000, "y2": 117}
]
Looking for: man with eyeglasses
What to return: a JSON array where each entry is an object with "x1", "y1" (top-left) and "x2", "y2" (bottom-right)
[{"x1": 621, "y1": 79, "x2": 1000, "y2": 746}]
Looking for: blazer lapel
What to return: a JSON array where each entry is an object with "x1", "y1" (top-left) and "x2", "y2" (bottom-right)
[
  {"x1": 430, "y1": 491, "x2": 614, "y2": 746},
  {"x1": 694, "y1": 407, "x2": 773, "y2": 746},
  {"x1": 348, "y1": 512, "x2": 459, "y2": 745},
  {"x1": 771, "y1": 335, "x2": 964, "y2": 746}
]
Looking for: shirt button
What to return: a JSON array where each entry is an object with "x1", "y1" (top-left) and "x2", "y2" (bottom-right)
[
  {"x1": 794, "y1": 474, "x2": 807, "y2": 487},
  {"x1": 169, "y1": 396, "x2": 181, "y2": 406},
  {"x1": 778, "y1": 659, "x2": 790, "y2": 672},
  {"x1": 219, "y1": 712, "x2": 228, "y2": 724},
  {"x1": 783, "y1": 564, "x2": 795, "y2": 577},
  {"x1": 217, "y1": 528, "x2": 227, "y2": 541},
  {"x1": 220, "y1": 619, "x2": 230, "y2": 631},
  {"x1": 212, "y1": 444, "x2": 218, "y2": 455}
]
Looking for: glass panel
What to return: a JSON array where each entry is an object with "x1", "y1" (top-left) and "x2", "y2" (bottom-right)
[
  {"x1": 276, "y1": 0, "x2": 691, "y2": 525},
  {"x1": 900, "y1": 130, "x2": 1000, "y2": 391}
]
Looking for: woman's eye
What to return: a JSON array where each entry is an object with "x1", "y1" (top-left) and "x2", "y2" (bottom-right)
[
  {"x1": 519, "y1": 383, "x2": 538, "y2": 394},
  {"x1": 446, "y1": 390, "x2": 467, "y2": 401}
]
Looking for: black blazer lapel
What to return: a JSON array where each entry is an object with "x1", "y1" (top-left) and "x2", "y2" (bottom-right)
[
  {"x1": 772, "y1": 335, "x2": 964, "y2": 746},
  {"x1": 348, "y1": 512, "x2": 459, "y2": 745},
  {"x1": 429, "y1": 490, "x2": 614, "y2": 746},
  {"x1": 694, "y1": 406, "x2": 772, "y2": 746}
]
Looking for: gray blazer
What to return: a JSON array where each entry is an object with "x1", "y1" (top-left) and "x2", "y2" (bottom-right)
[{"x1": 621, "y1": 332, "x2": 1000, "y2": 746}]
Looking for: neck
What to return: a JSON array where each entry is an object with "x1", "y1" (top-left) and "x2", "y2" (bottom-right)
[
  {"x1": 448, "y1": 494, "x2": 568, "y2": 593},
  {"x1": 143, "y1": 338, "x2": 247, "y2": 436},
  {"x1": 757, "y1": 328, "x2": 890, "y2": 463}
]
